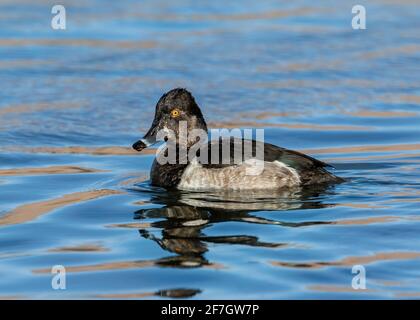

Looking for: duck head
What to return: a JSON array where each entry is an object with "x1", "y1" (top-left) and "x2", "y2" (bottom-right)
[{"x1": 133, "y1": 88, "x2": 208, "y2": 152}]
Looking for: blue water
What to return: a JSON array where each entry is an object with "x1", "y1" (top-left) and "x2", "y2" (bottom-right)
[{"x1": 0, "y1": 0, "x2": 420, "y2": 299}]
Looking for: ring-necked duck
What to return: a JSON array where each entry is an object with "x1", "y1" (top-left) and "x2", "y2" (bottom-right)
[{"x1": 132, "y1": 88, "x2": 343, "y2": 190}]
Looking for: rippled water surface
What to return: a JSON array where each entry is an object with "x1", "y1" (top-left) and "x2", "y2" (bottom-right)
[{"x1": 1, "y1": 0, "x2": 420, "y2": 299}]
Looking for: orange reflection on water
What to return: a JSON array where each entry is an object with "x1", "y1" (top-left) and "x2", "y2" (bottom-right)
[
  {"x1": 0, "y1": 165, "x2": 104, "y2": 176},
  {"x1": 0, "y1": 189, "x2": 121, "y2": 226},
  {"x1": 270, "y1": 252, "x2": 420, "y2": 269}
]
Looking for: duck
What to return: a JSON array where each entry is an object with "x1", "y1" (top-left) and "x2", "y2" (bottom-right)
[{"x1": 132, "y1": 88, "x2": 343, "y2": 191}]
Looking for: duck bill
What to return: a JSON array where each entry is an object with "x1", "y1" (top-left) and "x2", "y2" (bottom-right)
[{"x1": 132, "y1": 122, "x2": 158, "y2": 152}]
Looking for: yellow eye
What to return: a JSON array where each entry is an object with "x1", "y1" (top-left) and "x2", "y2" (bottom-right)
[{"x1": 171, "y1": 109, "x2": 180, "y2": 118}]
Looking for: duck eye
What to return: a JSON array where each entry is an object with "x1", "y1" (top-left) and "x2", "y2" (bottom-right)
[{"x1": 170, "y1": 109, "x2": 180, "y2": 118}]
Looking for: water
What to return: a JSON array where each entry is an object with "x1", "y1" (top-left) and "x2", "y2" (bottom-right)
[{"x1": 0, "y1": 0, "x2": 419, "y2": 299}]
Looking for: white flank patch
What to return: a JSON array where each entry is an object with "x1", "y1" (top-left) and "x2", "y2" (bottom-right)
[
  {"x1": 178, "y1": 158, "x2": 302, "y2": 191},
  {"x1": 182, "y1": 219, "x2": 209, "y2": 227},
  {"x1": 244, "y1": 158, "x2": 265, "y2": 176},
  {"x1": 273, "y1": 160, "x2": 301, "y2": 184},
  {"x1": 177, "y1": 158, "x2": 204, "y2": 190}
]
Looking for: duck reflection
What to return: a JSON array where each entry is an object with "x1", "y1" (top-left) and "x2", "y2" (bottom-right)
[{"x1": 133, "y1": 184, "x2": 335, "y2": 269}]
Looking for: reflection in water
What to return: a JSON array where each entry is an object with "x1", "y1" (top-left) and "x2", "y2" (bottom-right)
[
  {"x1": 133, "y1": 184, "x2": 334, "y2": 269},
  {"x1": 0, "y1": 165, "x2": 104, "y2": 176},
  {"x1": 96, "y1": 288, "x2": 201, "y2": 299},
  {"x1": 48, "y1": 244, "x2": 109, "y2": 253},
  {"x1": 133, "y1": 183, "x2": 335, "y2": 211},
  {"x1": 307, "y1": 285, "x2": 377, "y2": 293},
  {"x1": 4, "y1": 146, "x2": 149, "y2": 156},
  {"x1": 272, "y1": 252, "x2": 420, "y2": 269},
  {"x1": 302, "y1": 143, "x2": 420, "y2": 155},
  {"x1": 0, "y1": 189, "x2": 122, "y2": 227},
  {"x1": 0, "y1": 38, "x2": 157, "y2": 49},
  {"x1": 207, "y1": 120, "x2": 371, "y2": 131}
]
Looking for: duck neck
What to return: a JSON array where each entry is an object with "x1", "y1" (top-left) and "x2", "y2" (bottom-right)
[
  {"x1": 177, "y1": 118, "x2": 208, "y2": 149},
  {"x1": 173, "y1": 128, "x2": 207, "y2": 165}
]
